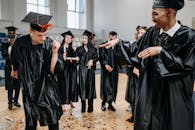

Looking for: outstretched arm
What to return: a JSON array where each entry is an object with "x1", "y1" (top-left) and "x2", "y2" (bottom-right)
[
  {"x1": 50, "y1": 40, "x2": 60, "y2": 74},
  {"x1": 99, "y1": 39, "x2": 119, "y2": 49}
]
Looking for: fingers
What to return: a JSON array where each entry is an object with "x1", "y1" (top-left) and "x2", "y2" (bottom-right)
[
  {"x1": 99, "y1": 42, "x2": 109, "y2": 48},
  {"x1": 105, "y1": 44, "x2": 113, "y2": 49},
  {"x1": 11, "y1": 70, "x2": 18, "y2": 79},
  {"x1": 105, "y1": 65, "x2": 113, "y2": 72},
  {"x1": 138, "y1": 48, "x2": 150, "y2": 58},
  {"x1": 99, "y1": 42, "x2": 113, "y2": 49},
  {"x1": 52, "y1": 40, "x2": 60, "y2": 52},
  {"x1": 138, "y1": 47, "x2": 162, "y2": 59}
]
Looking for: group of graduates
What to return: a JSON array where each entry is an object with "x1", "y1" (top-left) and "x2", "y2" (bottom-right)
[
  {"x1": 1, "y1": 0, "x2": 195, "y2": 130},
  {"x1": 2, "y1": 11, "x2": 122, "y2": 129},
  {"x1": 99, "y1": 0, "x2": 195, "y2": 130}
]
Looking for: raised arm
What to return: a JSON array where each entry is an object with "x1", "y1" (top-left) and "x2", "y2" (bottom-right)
[{"x1": 50, "y1": 40, "x2": 60, "y2": 74}]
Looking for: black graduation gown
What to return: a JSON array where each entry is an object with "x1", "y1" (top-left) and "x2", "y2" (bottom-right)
[
  {"x1": 99, "y1": 43, "x2": 119, "y2": 103},
  {"x1": 76, "y1": 45, "x2": 98, "y2": 100},
  {"x1": 125, "y1": 42, "x2": 139, "y2": 118},
  {"x1": 118, "y1": 25, "x2": 195, "y2": 130},
  {"x1": 125, "y1": 66, "x2": 138, "y2": 115},
  {"x1": 1, "y1": 41, "x2": 12, "y2": 90},
  {"x1": 58, "y1": 47, "x2": 78, "y2": 104},
  {"x1": 11, "y1": 35, "x2": 63, "y2": 126}
]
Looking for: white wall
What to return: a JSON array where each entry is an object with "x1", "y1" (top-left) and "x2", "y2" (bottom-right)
[
  {"x1": 0, "y1": 0, "x2": 1, "y2": 19},
  {"x1": 177, "y1": 1, "x2": 195, "y2": 26},
  {"x1": 94, "y1": 0, "x2": 195, "y2": 41},
  {"x1": 1, "y1": 0, "x2": 195, "y2": 42}
]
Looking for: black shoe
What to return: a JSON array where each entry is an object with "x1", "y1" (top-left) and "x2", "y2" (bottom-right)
[
  {"x1": 88, "y1": 99, "x2": 93, "y2": 113},
  {"x1": 126, "y1": 117, "x2": 134, "y2": 123},
  {"x1": 108, "y1": 105, "x2": 116, "y2": 111},
  {"x1": 101, "y1": 104, "x2": 106, "y2": 111},
  {"x1": 14, "y1": 102, "x2": 21, "y2": 107},
  {"x1": 8, "y1": 103, "x2": 13, "y2": 110},
  {"x1": 87, "y1": 107, "x2": 93, "y2": 113}
]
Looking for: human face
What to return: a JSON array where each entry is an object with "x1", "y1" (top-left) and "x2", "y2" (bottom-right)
[
  {"x1": 82, "y1": 35, "x2": 88, "y2": 45},
  {"x1": 30, "y1": 29, "x2": 48, "y2": 44},
  {"x1": 8, "y1": 31, "x2": 16, "y2": 39},
  {"x1": 152, "y1": 8, "x2": 170, "y2": 28},
  {"x1": 137, "y1": 29, "x2": 146, "y2": 40},
  {"x1": 64, "y1": 35, "x2": 72, "y2": 44},
  {"x1": 92, "y1": 37, "x2": 96, "y2": 45},
  {"x1": 109, "y1": 35, "x2": 117, "y2": 40},
  {"x1": 134, "y1": 32, "x2": 138, "y2": 41}
]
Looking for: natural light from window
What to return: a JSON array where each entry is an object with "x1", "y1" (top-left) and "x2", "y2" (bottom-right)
[
  {"x1": 67, "y1": 0, "x2": 85, "y2": 29},
  {"x1": 26, "y1": 0, "x2": 50, "y2": 15}
]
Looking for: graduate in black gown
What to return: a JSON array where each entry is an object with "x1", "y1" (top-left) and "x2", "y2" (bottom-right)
[
  {"x1": 58, "y1": 31, "x2": 79, "y2": 112},
  {"x1": 1, "y1": 26, "x2": 21, "y2": 109},
  {"x1": 11, "y1": 12, "x2": 63, "y2": 130},
  {"x1": 125, "y1": 26, "x2": 147, "y2": 122},
  {"x1": 99, "y1": 0, "x2": 195, "y2": 129},
  {"x1": 99, "y1": 31, "x2": 119, "y2": 111},
  {"x1": 76, "y1": 30, "x2": 98, "y2": 113}
]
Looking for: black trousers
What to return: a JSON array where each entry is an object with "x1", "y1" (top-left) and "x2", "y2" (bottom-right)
[
  {"x1": 25, "y1": 121, "x2": 59, "y2": 130},
  {"x1": 8, "y1": 78, "x2": 21, "y2": 104}
]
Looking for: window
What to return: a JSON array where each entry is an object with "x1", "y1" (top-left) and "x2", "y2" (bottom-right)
[
  {"x1": 67, "y1": 0, "x2": 85, "y2": 29},
  {"x1": 26, "y1": 0, "x2": 50, "y2": 15}
]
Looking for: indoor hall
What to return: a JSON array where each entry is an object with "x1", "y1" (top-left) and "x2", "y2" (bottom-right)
[{"x1": 0, "y1": 0, "x2": 195, "y2": 130}]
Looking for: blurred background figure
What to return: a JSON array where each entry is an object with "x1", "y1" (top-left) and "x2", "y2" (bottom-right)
[
  {"x1": 58, "y1": 31, "x2": 79, "y2": 112},
  {"x1": 125, "y1": 26, "x2": 147, "y2": 122},
  {"x1": 99, "y1": 31, "x2": 119, "y2": 112},
  {"x1": 76, "y1": 30, "x2": 98, "y2": 113},
  {"x1": 1, "y1": 26, "x2": 21, "y2": 110}
]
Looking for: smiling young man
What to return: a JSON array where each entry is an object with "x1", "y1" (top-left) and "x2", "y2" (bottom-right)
[
  {"x1": 99, "y1": 0, "x2": 195, "y2": 130},
  {"x1": 11, "y1": 12, "x2": 63, "y2": 130}
]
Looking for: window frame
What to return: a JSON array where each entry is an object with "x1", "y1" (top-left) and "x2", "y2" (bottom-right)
[
  {"x1": 26, "y1": 0, "x2": 50, "y2": 15},
  {"x1": 67, "y1": 0, "x2": 85, "y2": 29}
]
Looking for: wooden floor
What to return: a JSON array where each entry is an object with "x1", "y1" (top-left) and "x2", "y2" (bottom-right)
[{"x1": 0, "y1": 74, "x2": 134, "y2": 130}]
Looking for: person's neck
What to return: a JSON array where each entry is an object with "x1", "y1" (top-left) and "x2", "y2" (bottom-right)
[
  {"x1": 65, "y1": 42, "x2": 69, "y2": 48},
  {"x1": 31, "y1": 36, "x2": 40, "y2": 45},
  {"x1": 162, "y1": 19, "x2": 176, "y2": 32}
]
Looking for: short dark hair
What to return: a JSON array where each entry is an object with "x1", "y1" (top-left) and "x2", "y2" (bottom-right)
[
  {"x1": 136, "y1": 26, "x2": 148, "y2": 32},
  {"x1": 109, "y1": 31, "x2": 117, "y2": 36}
]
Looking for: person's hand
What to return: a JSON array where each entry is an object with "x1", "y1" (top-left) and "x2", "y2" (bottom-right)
[
  {"x1": 138, "y1": 46, "x2": 162, "y2": 59},
  {"x1": 74, "y1": 57, "x2": 80, "y2": 61},
  {"x1": 133, "y1": 67, "x2": 139, "y2": 78},
  {"x1": 11, "y1": 70, "x2": 18, "y2": 79},
  {"x1": 99, "y1": 39, "x2": 119, "y2": 49},
  {"x1": 105, "y1": 64, "x2": 113, "y2": 72},
  {"x1": 52, "y1": 40, "x2": 60, "y2": 54},
  {"x1": 63, "y1": 52, "x2": 67, "y2": 60},
  {"x1": 87, "y1": 59, "x2": 93, "y2": 69}
]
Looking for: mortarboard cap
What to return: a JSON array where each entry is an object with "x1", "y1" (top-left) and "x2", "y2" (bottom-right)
[
  {"x1": 61, "y1": 31, "x2": 74, "y2": 38},
  {"x1": 152, "y1": 0, "x2": 184, "y2": 10},
  {"x1": 5, "y1": 26, "x2": 18, "y2": 32},
  {"x1": 83, "y1": 30, "x2": 95, "y2": 38},
  {"x1": 21, "y1": 12, "x2": 54, "y2": 32}
]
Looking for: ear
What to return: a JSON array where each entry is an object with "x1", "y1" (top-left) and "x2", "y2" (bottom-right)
[
  {"x1": 166, "y1": 9, "x2": 171, "y2": 17},
  {"x1": 29, "y1": 29, "x2": 34, "y2": 37},
  {"x1": 29, "y1": 28, "x2": 33, "y2": 33}
]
